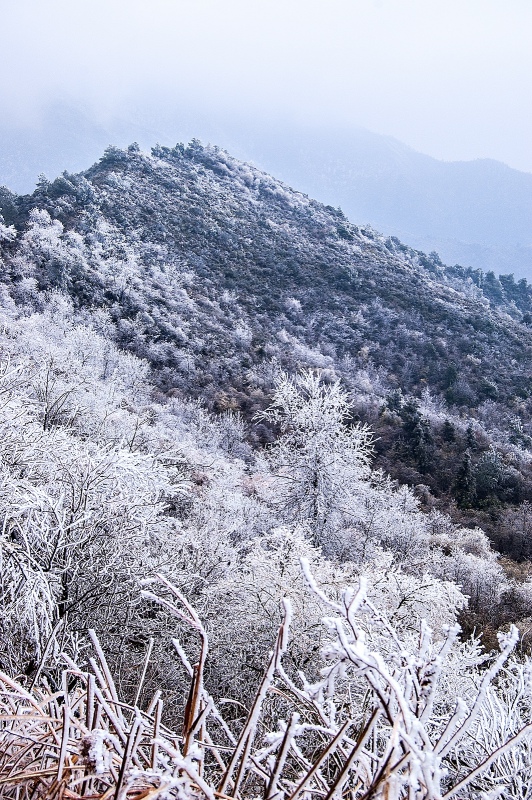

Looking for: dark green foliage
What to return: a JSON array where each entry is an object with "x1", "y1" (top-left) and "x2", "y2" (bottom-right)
[
  {"x1": 399, "y1": 401, "x2": 434, "y2": 474},
  {"x1": 482, "y1": 271, "x2": 505, "y2": 304},
  {"x1": 441, "y1": 419, "x2": 456, "y2": 443},
  {"x1": 454, "y1": 450, "x2": 477, "y2": 508},
  {"x1": 465, "y1": 424, "x2": 477, "y2": 450},
  {"x1": 384, "y1": 388, "x2": 403, "y2": 413},
  {"x1": 100, "y1": 146, "x2": 129, "y2": 167},
  {"x1": 474, "y1": 448, "x2": 522, "y2": 505},
  {"x1": 509, "y1": 417, "x2": 532, "y2": 449},
  {"x1": 0, "y1": 187, "x2": 19, "y2": 227},
  {"x1": 443, "y1": 364, "x2": 458, "y2": 389}
]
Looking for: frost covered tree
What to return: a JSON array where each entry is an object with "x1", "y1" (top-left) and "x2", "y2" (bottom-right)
[{"x1": 255, "y1": 371, "x2": 373, "y2": 542}]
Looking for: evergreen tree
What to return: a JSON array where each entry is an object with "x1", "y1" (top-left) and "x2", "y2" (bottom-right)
[
  {"x1": 465, "y1": 423, "x2": 476, "y2": 450},
  {"x1": 442, "y1": 419, "x2": 456, "y2": 443},
  {"x1": 454, "y1": 449, "x2": 477, "y2": 508},
  {"x1": 414, "y1": 418, "x2": 434, "y2": 473},
  {"x1": 400, "y1": 400, "x2": 434, "y2": 474},
  {"x1": 474, "y1": 447, "x2": 521, "y2": 504},
  {"x1": 384, "y1": 387, "x2": 403, "y2": 413},
  {"x1": 483, "y1": 270, "x2": 505, "y2": 304}
]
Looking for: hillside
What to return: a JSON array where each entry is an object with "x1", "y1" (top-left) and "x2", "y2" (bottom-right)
[
  {"x1": 3, "y1": 141, "x2": 532, "y2": 795},
  {"x1": 2, "y1": 140, "x2": 532, "y2": 530},
  {"x1": 249, "y1": 126, "x2": 532, "y2": 276}
]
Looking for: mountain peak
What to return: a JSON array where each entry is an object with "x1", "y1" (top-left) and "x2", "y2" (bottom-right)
[{"x1": 2, "y1": 140, "x2": 531, "y2": 424}]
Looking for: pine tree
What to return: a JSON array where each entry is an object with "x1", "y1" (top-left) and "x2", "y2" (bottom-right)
[
  {"x1": 384, "y1": 388, "x2": 403, "y2": 413},
  {"x1": 454, "y1": 449, "x2": 477, "y2": 508},
  {"x1": 400, "y1": 400, "x2": 434, "y2": 474},
  {"x1": 466, "y1": 423, "x2": 476, "y2": 450},
  {"x1": 442, "y1": 418, "x2": 456, "y2": 443}
]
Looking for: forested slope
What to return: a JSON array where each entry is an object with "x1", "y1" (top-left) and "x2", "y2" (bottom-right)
[
  {"x1": 2, "y1": 140, "x2": 532, "y2": 406},
  {"x1": 3, "y1": 142, "x2": 532, "y2": 795},
  {"x1": 2, "y1": 140, "x2": 532, "y2": 531}
]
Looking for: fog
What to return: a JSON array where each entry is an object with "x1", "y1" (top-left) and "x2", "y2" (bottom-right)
[{"x1": 2, "y1": 0, "x2": 531, "y2": 172}]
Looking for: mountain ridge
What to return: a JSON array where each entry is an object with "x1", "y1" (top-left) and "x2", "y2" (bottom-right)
[
  {"x1": 1, "y1": 106, "x2": 531, "y2": 276},
  {"x1": 2, "y1": 140, "x2": 531, "y2": 398}
]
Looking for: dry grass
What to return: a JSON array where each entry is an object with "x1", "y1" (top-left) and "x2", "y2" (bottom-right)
[
  {"x1": 0, "y1": 627, "x2": 213, "y2": 800},
  {"x1": 2, "y1": 575, "x2": 532, "y2": 800}
]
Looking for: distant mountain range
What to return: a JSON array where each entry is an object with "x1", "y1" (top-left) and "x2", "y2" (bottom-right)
[
  {"x1": 1, "y1": 103, "x2": 531, "y2": 278},
  {"x1": 249, "y1": 127, "x2": 532, "y2": 278}
]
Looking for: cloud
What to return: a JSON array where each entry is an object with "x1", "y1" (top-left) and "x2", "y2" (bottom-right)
[{"x1": 2, "y1": 0, "x2": 531, "y2": 170}]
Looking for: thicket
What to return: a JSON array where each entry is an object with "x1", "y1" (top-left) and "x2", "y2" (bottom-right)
[{"x1": 0, "y1": 281, "x2": 530, "y2": 794}]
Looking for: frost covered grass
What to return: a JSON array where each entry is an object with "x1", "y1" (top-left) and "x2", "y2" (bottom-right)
[{"x1": 2, "y1": 573, "x2": 532, "y2": 800}]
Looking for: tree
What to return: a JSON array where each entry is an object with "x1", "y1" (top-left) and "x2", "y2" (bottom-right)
[
  {"x1": 483, "y1": 270, "x2": 505, "y2": 304},
  {"x1": 475, "y1": 447, "x2": 521, "y2": 504},
  {"x1": 383, "y1": 387, "x2": 403, "y2": 413},
  {"x1": 454, "y1": 449, "x2": 477, "y2": 508},
  {"x1": 400, "y1": 400, "x2": 434, "y2": 473},
  {"x1": 0, "y1": 215, "x2": 16, "y2": 245},
  {"x1": 441, "y1": 418, "x2": 456, "y2": 442},
  {"x1": 465, "y1": 422, "x2": 477, "y2": 450},
  {"x1": 255, "y1": 371, "x2": 373, "y2": 543}
]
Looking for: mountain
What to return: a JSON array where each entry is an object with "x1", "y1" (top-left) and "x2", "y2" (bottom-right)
[
  {"x1": 2, "y1": 140, "x2": 532, "y2": 532},
  {"x1": 247, "y1": 126, "x2": 532, "y2": 278},
  {"x1": 1, "y1": 106, "x2": 531, "y2": 278},
  {"x1": 4, "y1": 143, "x2": 532, "y2": 796}
]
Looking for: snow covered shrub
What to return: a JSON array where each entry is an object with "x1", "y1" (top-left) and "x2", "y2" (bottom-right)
[
  {"x1": 3, "y1": 568, "x2": 529, "y2": 800},
  {"x1": 200, "y1": 526, "x2": 468, "y2": 712},
  {"x1": 135, "y1": 569, "x2": 532, "y2": 800}
]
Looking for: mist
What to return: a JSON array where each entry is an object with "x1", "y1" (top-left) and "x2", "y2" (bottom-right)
[
  {"x1": 2, "y1": 0, "x2": 531, "y2": 172},
  {"x1": 2, "y1": 0, "x2": 531, "y2": 278}
]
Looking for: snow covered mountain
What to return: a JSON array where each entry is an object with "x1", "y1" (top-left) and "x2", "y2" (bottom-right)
[
  {"x1": 3, "y1": 140, "x2": 532, "y2": 795},
  {"x1": 1, "y1": 108, "x2": 531, "y2": 277},
  {"x1": 2, "y1": 140, "x2": 532, "y2": 512}
]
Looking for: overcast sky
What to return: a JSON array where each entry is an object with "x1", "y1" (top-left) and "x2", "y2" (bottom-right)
[{"x1": 2, "y1": 0, "x2": 532, "y2": 172}]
